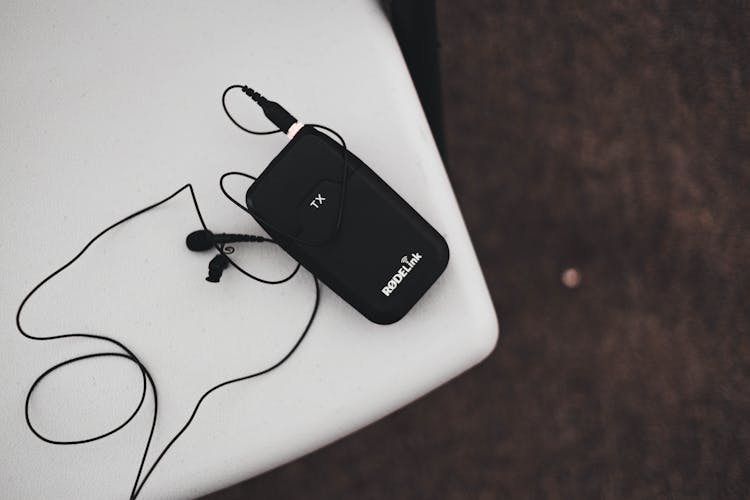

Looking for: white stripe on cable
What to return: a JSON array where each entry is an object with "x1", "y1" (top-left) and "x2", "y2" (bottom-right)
[{"x1": 287, "y1": 121, "x2": 304, "y2": 139}]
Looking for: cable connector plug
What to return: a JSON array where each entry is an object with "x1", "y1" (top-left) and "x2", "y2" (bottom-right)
[{"x1": 241, "y1": 86, "x2": 297, "y2": 134}]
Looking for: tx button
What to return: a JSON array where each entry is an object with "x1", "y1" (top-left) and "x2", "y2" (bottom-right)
[
  {"x1": 296, "y1": 179, "x2": 342, "y2": 241},
  {"x1": 309, "y1": 192, "x2": 326, "y2": 209}
]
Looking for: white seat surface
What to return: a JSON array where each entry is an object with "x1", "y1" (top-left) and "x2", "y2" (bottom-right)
[{"x1": 0, "y1": 1, "x2": 498, "y2": 498}]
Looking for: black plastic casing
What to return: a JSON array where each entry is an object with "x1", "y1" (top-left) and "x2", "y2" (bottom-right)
[{"x1": 245, "y1": 126, "x2": 449, "y2": 324}]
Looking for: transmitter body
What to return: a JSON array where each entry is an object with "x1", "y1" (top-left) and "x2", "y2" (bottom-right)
[{"x1": 246, "y1": 126, "x2": 449, "y2": 324}]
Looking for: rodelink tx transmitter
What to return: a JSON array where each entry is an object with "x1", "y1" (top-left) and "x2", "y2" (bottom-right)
[{"x1": 245, "y1": 125, "x2": 449, "y2": 324}]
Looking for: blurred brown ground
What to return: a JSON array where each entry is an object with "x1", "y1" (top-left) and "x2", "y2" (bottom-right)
[{"x1": 207, "y1": 2, "x2": 750, "y2": 498}]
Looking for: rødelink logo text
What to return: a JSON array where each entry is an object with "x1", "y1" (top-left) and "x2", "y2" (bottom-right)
[{"x1": 381, "y1": 252, "x2": 422, "y2": 297}]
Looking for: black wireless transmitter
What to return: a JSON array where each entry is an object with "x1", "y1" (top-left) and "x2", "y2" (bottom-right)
[{"x1": 228, "y1": 86, "x2": 449, "y2": 324}]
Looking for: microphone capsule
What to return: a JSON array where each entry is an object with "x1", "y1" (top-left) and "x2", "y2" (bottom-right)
[{"x1": 186, "y1": 230, "x2": 216, "y2": 252}]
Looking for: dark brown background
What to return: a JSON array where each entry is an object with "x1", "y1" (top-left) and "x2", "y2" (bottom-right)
[{"x1": 207, "y1": 1, "x2": 750, "y2": 498}]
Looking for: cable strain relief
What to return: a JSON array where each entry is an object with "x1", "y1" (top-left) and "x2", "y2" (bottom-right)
[
  {"x1": 239, "y1": 86, "x2": 296, "y2": 133},
  {"x1": 241, "y1": 86, "x2": 266, "y2": 105}
]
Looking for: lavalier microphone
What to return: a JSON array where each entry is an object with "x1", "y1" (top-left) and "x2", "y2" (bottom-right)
[
  {"x1": 185, "y1": 229, "x2": 271, "y2": 283},
  {"x1": 185, "y1": 229, "x2": 269, "y2": 251}
]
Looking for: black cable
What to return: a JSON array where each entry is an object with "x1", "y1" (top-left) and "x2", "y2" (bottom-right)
[
  {"x1": 17, "y1": 183, "x2": 319, "y2": 499},
  {"x1": 20, "y1": 83, "x2": 349, "y2": 499}
]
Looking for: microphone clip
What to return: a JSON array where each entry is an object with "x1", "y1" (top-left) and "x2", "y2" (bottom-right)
[{"x1": 206, "y1": 252, "x2": 230, "y2": 283}]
